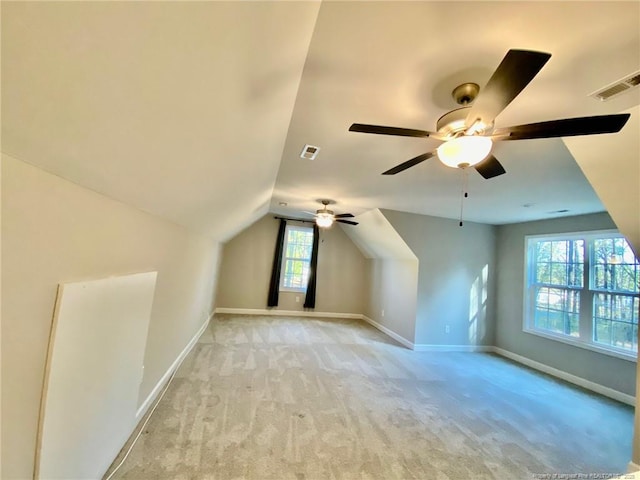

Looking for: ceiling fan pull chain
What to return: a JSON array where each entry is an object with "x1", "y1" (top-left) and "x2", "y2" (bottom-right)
[
  {"x1": 464, "y1": 167, "x2": 469, "y2": 198},
  {"x1": 459, "y1": 168, "x2": 469, "y2": 227}
]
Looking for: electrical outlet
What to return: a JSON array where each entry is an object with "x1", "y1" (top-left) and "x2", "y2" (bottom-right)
[
  {"x1": 445, "y1": 325, "x2": 450, "y2": 334},
  {"x1": 381, "y1": 309, "x2": 385, "y2": 317},
  {"x1": 296, "y1": 296, "x2": 300, "y2": 303}
]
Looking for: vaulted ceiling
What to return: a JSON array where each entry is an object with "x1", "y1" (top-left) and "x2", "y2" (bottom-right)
[{"x1": 2, "y1": 2, "x2": 639, "y2": 242}]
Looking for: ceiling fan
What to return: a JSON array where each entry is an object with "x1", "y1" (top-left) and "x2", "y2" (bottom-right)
[
  {"x1": 306, "y1": 200, "x2": 358, "y2": 228},
  {"x1": 349, "y1": 49, "x2": 631, "y2": 178}
]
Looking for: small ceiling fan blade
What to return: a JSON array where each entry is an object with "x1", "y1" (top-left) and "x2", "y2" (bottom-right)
[
  {"x1": 475, "y1": 155, "x2": 506, "y2": 179},
  {"x1": 336, "y1": 219, "x2": 359, "y2": 225},
  {"x1": 334, "y1": 213, "x2": 355, "y2": 218},
  {"x1": 382, "y1": 151, "x2": 435, "y2": 175},
  {"x1": 465, "y1": 50, "x2": 551, "y2": 127},
  {"x1": 349, "y1": 123, "x2": 434, "y2": 138},
  {"x1": 493, "y1": 114, "x2": 631, "y2": 141}
]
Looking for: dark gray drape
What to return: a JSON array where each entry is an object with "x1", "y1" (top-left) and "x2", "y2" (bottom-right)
[
  {"x1": 267, "y1": 218, "x2": 286, "y2": 307},
  {"x1": 303, "y1": 224, "x2": 320, "y2": 309}
]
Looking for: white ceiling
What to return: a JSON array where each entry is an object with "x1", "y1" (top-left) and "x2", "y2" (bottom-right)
[{"x1": 2, "y1": 2, "x2": 639, "y2": 241}]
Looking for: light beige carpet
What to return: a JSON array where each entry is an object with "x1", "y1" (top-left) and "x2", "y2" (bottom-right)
[{"x1": 107, "y1": 315, "x2": 633, "y2": 479}]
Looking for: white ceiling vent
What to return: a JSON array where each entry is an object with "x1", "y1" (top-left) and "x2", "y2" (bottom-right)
[
  {"x1": 590, "y1": 71, "x2": 640, "y2": 101},
  {"x1": 300, "y1": 144, "x2": 320, "y2": 160}
]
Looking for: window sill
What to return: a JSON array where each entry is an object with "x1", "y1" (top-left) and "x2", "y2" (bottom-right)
[{"x1": 523, "y1": 327, "x2": 637, "y2": 363}]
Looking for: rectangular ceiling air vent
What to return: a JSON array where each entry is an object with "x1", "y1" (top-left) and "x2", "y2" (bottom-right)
[
  {"x1": 590, "y1": 71, "x2": 640, "y2": 101},
  {"x1": 626, "y1": 73, "x2": 640, "y2": 87},
  {"x1": 300, "y1": 144, "x2": 320, "y2": 160}
]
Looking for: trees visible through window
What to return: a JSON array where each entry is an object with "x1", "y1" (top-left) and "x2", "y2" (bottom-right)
[
  {"x1": 532, "y1": 239, "x2": 583, "y2": 337},
  {"x1": 280, "y1": 225, "x2": 314, "y2": 291},
  {"x1": 591, "y1": 237, "x2": 640, "y2": 351},
  {"x1": 525, "y1": 232, "x2": 639, "y2": 358}
]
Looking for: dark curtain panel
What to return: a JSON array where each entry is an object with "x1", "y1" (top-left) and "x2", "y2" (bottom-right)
[
  {"x1": 304, "y1": 224, "x2": 320, "y2": 309},
  {"x1": 267, "y1": 218, "x2": 286, "y2": 307}
]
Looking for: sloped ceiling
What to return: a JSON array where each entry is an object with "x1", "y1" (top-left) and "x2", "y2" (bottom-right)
[
  {"x1": 565, "y1": 105, "x2": 640, "y2": 254},
  {"x1": 1, "y1": 1, "x2": 321, "y2": 241},
  {"x1": 341, "y1": 209, "x2": 416, "y2": 260},
  {"x1": 2, "y1": 1, "x2": 639, "y2": 242}
]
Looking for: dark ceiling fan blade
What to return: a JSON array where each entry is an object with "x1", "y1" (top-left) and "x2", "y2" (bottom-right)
[
  {"x1": 465, "y1": 50, "x2": 551, "y2": 127},
  {"x1": 334, "y1": 213, "x2": 355, "y2": 218},
  {"x1": 382, "y1": 151, "x2": 435, "y2": 175},
  {"x1": 493, "y1": 114, "x2": 631, "y2": 141},
  {"x1": 336, "y1": 219, "x2": 358, "y2": 226},
  {"x1": 474, "y1": 155, "x2": 506, "y2": 179},
  {"x1": 349, "y1": 123, "x2": 434, "y2": 138}
]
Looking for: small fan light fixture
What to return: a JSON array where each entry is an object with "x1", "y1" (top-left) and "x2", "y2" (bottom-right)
[
  {"x1": 315, "y1": 212, "x2": 334, "y2": 228},
  {"x1": 436, "y1": 136, "x2": 493, "y2": 169},
  {"x1": 311, "y1": 200, "x2": 358, "y2": 228}
]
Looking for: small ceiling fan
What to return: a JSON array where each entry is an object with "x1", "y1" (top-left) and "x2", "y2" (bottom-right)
[
  {"x1": 306, "y1": 200, "x2": 358, "y2": 228},
  {"x1": 349, "y1": 49, "x2": 631, "y2": 178}
]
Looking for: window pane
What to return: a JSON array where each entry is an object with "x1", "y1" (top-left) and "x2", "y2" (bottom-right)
[
  {"x1": 534, "y1": 286, "x2": 580, "y2": 337},
  {"x1": 536, "y1": 261, "x2": 550, "y2": 284},
  {"x1": 593, "y1": 293, "x2": 639, "y2": 352},
  {"x1": 537, "y1": 241, "x2": 551, "y2": 260},
  {"x1": 592, "y1": 238, "x2": 639, "y2": 293},
  {"x1": 551, "y1": 241, "x2": 567, "y2": 262},
  {"x1": 550, "y1": 263, "x2": 567, "y2": 286},
  {"x1": 281, "y1": 227, "x2": 314, "y2": 291},
  {"x1": 570, "y1": 264, "x2": 583, "y2": 288},
  {"x1": 533, "y1": 239, "x2": 583, "y2": 288}
]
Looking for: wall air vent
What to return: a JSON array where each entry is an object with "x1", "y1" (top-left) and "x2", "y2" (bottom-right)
[
  {"x1": 590, "y1": 71, "x2": 640, "y2": 101},
  {"x1": 300, "y1": 144, "x2": 320, "y2": 160}
]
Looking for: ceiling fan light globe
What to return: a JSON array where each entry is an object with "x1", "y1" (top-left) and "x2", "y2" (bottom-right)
[
  {"x1": 316, "y1": 213, "x2": 334, "y2": 228},
  {"x1": 437, "y1": 136, "x2": 493, "y2": 169}
]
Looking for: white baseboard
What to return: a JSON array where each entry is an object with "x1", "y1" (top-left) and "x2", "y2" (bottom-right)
[
  {"x1": 214, "y1": 307, "x2": 362, "y2": 320},
  {"x1": 360, "y1": 315, "x2": 493, "y2": 353},
  {"x1": 413, "y1": 344, "x2": 494, "y2": 353},
  {"x1": 135, "y1": 313, "x2": 212, "y2": 420},
  {"x1": 628, "y1": 461, "x2": 640, "y2": 473},
  {"x1": 492, "y1": 347, "x2": 635, "y2": 406},
  {"x1": 360, "y1": 315, "x2": 414, "y2": 349}
]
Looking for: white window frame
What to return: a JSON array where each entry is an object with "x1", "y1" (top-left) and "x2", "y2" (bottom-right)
[
  {"x1": 523, "y1": 229, "x2": 639, "y2": 362},
  {"x1": 279, "y1": 224, "x2": 314, "y2": 293}
]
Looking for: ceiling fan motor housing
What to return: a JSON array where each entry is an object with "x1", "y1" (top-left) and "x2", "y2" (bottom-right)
[
  {"x1": 436, "y1": 107, "x2": 472, "y2": 137},
  {"x1": 317, "y1": 208, "x2": 334, "y2": 215}
]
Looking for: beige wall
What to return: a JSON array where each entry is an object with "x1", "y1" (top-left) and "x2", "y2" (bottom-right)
[
  {"x1": 364, "y1": 258, "x2": 418, "y2": 343},
  {"x1": 1, "y1": 155, "x2": 221, "y2": 479},
  {"x1": 381, "y1": 209, "x2": 497, "y2": 347},
  {"x1": 216, "y1": 215, "x2": 367, "y2": 314},
  {"x1": 340, "y1": 209, "x2": 419, "y2": 345}
]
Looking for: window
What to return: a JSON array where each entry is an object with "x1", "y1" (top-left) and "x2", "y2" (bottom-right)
[
  {"x1": 280, "y1": 225, "x2": 314, "y2": 292},
  {"x1": 525, "y1": 231, "x2": 639, "y2": 359}
]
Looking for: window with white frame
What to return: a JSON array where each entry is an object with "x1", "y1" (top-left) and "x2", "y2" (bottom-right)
[
  {"x1": 280, "y1": 225, "x2": 314, "y2": 292},
  {"x1": 524, "y1": 231, "x2": 639, "y2": 359}
]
